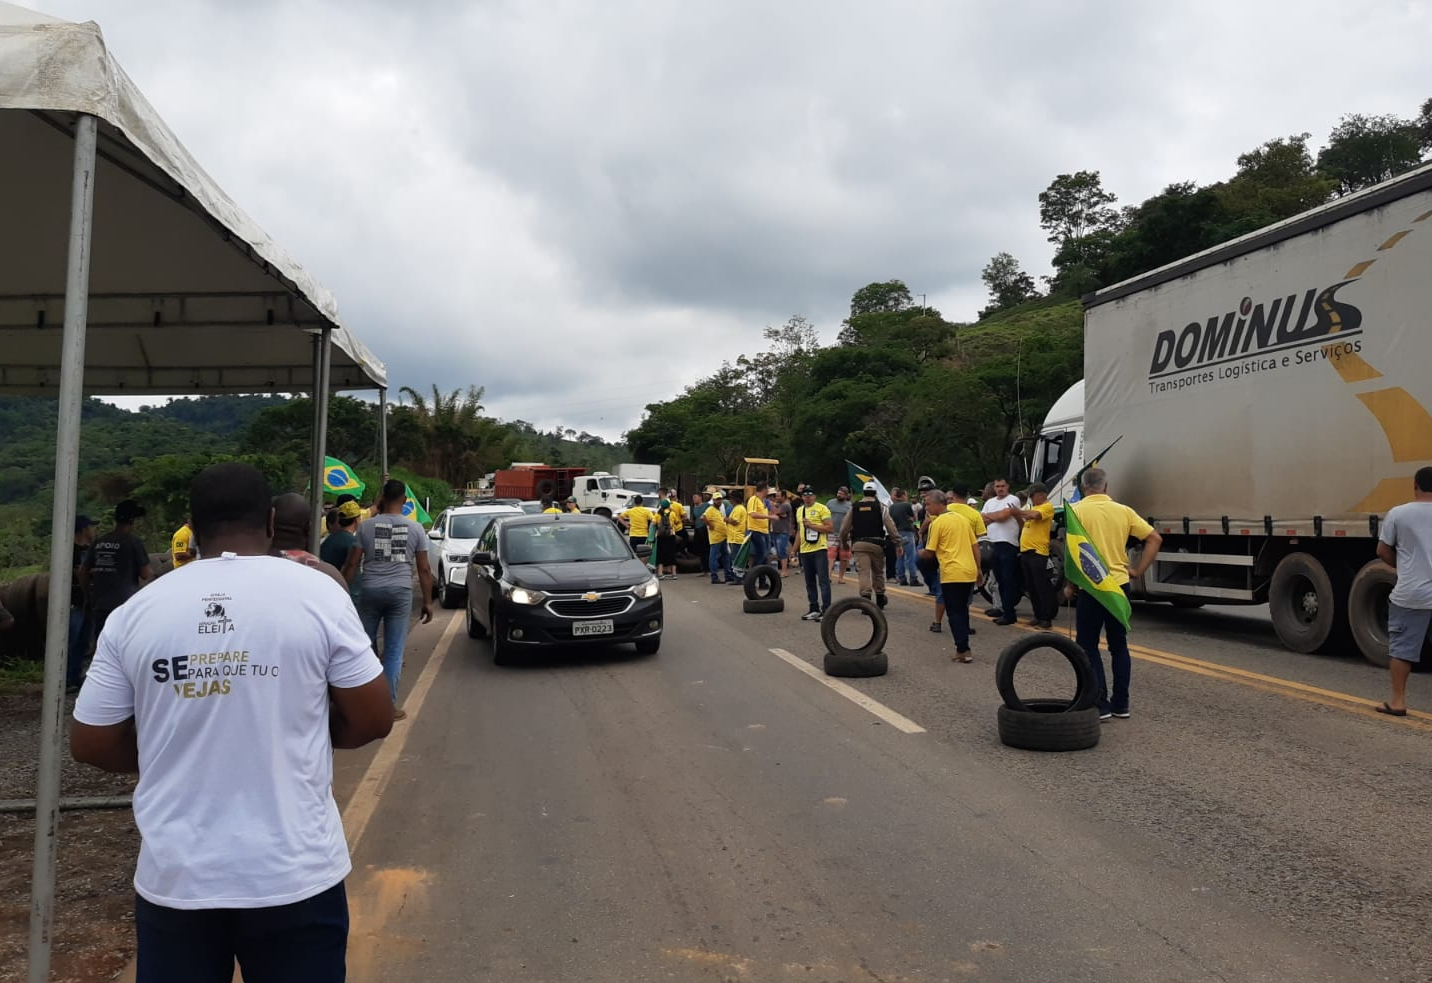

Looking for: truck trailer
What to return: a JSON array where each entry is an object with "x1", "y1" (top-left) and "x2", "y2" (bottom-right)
[{"x1": 1021, "y1": 161, "x2": 1432, "y2": 667}]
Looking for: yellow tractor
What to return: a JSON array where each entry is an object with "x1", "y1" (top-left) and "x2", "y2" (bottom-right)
[{"x1": 705, "y1": 457, "x2": 781, "y2": 504}]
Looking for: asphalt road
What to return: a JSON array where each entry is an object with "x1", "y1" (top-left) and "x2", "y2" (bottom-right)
[{"x1": 331, "y1": 574, "x2": 1430, "y2": 983}]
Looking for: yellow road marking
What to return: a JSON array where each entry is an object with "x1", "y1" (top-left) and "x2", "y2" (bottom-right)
[{"x1": 885, "y1": 586, "x2": 1431, "y2": 728}]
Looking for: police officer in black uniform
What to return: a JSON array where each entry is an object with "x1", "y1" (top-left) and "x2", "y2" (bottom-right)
[{"x1": 838, "y1": 481, "x2": 903, "y2": 608}]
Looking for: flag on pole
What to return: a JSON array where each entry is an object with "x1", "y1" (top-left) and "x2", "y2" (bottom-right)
[
  {"x1": 1067, "y1": 436, "x2": 1122, "y2": 503},
  {"x1": 845, "y1": 461, "x2": 892, "y2": 505},
  {"x1": 322, "y1": 456, "x2": 365, "y2": 497},
  {"x1": 400, "y1": 484, "x2": 432, "y2": 526},
  {"x1": 1062, "y1": 502, "x2": 1132, "y2": 630}
]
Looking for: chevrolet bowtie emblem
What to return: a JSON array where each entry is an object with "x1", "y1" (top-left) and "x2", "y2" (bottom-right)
[{"x1": 583, "y1": 592, "x2": 600, "y2": 602}]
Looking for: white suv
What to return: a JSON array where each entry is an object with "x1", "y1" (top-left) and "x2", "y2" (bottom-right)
[{"x1": 428, "y1": 503, "x2": 523, "y2": 608}]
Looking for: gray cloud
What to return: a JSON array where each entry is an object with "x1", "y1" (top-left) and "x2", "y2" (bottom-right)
[{"x1": 28, "y1": 0, "x2": 1432, "y2": 439}]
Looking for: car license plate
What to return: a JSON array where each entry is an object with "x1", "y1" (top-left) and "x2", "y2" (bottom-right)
[{"x1": 572, "y1": 619, "x2": 614, "y2": 637}]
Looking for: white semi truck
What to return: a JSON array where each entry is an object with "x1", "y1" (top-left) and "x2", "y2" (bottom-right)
[{"x1": 1017, "y1": 161, "x2": 1432, "y2": 667}]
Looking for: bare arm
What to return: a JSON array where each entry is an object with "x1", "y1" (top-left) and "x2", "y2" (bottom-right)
[
  {"x1": 415, "y1": 553, "x2": 434, "y2": 624},
  {"x1": 329, "y1": 676, "x2": 395, "y2": 748},
  {"x1": 342, "y1": 545, "x2": 362, "y2": 585},
  {"x1": 971, "y1": 540, "x2": 982, "y2": 582},
  {"x1": 1129, "y1": 529, "x2": 1164, "y2": 580},
  {"x1": 1376, "y1": 542, "x2": 1396, "y2": 568},
  {"x1": 71, "y1": 717, "x2": 139, "y2": 773},
  {"x1": 838, "y1": 510, "x2": 853, "y2": 546}
]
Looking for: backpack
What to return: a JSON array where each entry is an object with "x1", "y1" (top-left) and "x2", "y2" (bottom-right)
[{"x1": 658, "y1": 507, "x2": 673, "y2": 537}]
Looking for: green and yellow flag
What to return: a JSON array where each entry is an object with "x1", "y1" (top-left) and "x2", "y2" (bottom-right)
[
  {"x1": 400, "y1": 484, "x2": 432, "y2": 526},
  {"x1": 1063, "y1": 503, "x2": 1132, "y2": 630}
]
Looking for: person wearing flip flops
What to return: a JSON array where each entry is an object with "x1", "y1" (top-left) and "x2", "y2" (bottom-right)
[
  {"x1": 919, "y1": 490, "x2": 982, "y2": 662},
  {"x1": 1376, "y1": 466, "x2": 1432, "y2": 717}
]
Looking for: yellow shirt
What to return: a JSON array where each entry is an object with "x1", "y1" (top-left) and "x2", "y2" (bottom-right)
[
  {"x1": 625, "y1": 506, "x2": 657, "y2": 538},
  {"x1": 170, "y1": 524, "x2": 194, "y2": 567},
  {"x1": 703, "y1": 505, "x2": 728, "y2": 543},
  {"x1": 948, "y1": 502, "x2": 987, "y2": 538},
  {"x1": 1069, "y1": 494, "x2": 1154, "y2": 586},
  {"x1": 542, "y1": 507, "x2": 563, "y2": 514},
  {"x1": 795, "y1": 502, "x2": 832, "y2": 553},
  {"x1": 1020, "y1": 501, "x2": 1056, "y2": 555},
  {"x1": 925, "y1": 511, "x2": 979, "y2": 582},
  {"x1": 668, "y1": 502, "x2": 685, "y2": 532},
  {"x1": 725, "y1": 504, "x2": 748, "y2": 546},
  {"x1": 745, "y1": 495, "x2": 770, "y2": 533}
]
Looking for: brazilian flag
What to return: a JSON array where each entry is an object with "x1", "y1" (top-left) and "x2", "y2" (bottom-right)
[
  {"x1": 1063, "y1": 503, "x2": 1132, "y2": 630},
  {"x1": 323, "y1": 456, "x2": 365, "y2": 498},
  {"x1": 400, "y1": 484, "x2": 432, "y2": 526}
]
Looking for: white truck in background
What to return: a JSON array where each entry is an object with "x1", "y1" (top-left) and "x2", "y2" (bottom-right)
[
  {"x1": 617, "y1": 463, "x2": 663, "y2": 500},
  {"x1": 1016, "y1": 161, "x2": 1432, "y2": 667}
]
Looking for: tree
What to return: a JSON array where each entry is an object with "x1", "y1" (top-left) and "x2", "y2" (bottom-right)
[
  {"x1": 1038, "y1": 171, "x2": 1118, "y2": 245},
  {"x1": 1317, "y1": 113, "x2": 1425, "y2": 195},
  {"x1": 1219, "y1": 134, "x2": 1335, "y2": 223},
  {"x1": 849, "y1": 280, "x2": 913, "y2": 317},
  {"x1": 1419, "y1": 96, "x2": 1432, "y2": 149},
  {"x1": 979, "y1": 252, "x2": 1040, "y2": 318}
]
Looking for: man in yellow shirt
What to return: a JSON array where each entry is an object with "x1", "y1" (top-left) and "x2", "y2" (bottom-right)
[
  {"x1": 1017, "y1": 482, "x2": 1057, "y2": 629},
  {"x1": 744, "y1": 482, "x2": 771, "y2": 571},
  {"x1": 1067, "y1": 468, "x2": 1162, "y2": 720},
  {"x1": 725, "y1": 498, "x2": 749, "y2": 574},
  {"x1": 795, "y1": 487, "x2": 834, "y2": 620},
  {"x1": 540, "y1": 497, "x2": 563, "y2": 515},
  {"x1": 565, "y1": 496, "x2": 581, "y2": 513},
  {"x1": 703, "y1": 491, "x2": 736, "y2": 584},
  {"x1": 170, "y1": 519, "x2": 197, "y2": 569},
  {"x1": 919, "y1": 491, "x2": 982, "y2": 661},
  {"x1": 618, "y1": 495, "x2": 658, "y2": 553}
]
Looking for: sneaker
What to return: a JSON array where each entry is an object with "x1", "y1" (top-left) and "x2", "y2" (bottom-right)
[
  {"x1": 1098, "y1": 711, "x2": 1112, "y2": 721},
  {"x1": 393, "y1": 709, "x2": 408, "y2": 721},
  {"x1": 1035, "y1": 620, "x2": 1053, "y2": 629},
  {"x1": 929, "y1": 621, "x2": 942, "y2": 633},
  {"x1": 801, "y1": 610, "x2": 821, "y2": 621},
  {"x1": 1112, "y1": 709, "x2": 1131, "y2": 719}
]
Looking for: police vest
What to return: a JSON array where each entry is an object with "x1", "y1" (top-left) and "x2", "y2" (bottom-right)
[{"x1": 849, "y1": 499, "x2": 885, "y2": 540}]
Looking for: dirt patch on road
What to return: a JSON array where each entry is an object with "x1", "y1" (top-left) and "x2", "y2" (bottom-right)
[{"x1": 0, "y1": 690, "x2": 138, "y2": 983}]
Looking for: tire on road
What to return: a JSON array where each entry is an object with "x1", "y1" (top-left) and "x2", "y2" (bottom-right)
[
  {"x1": 465, "y1": 603, "x2": 487, "y2": 639},
  {"x1": 491, "y1": 607, "x2": 517, "y2": 666},
  {"x1": 1269, "y1": 552, "x2": 1349, "y2": 654},
  {"x1": 438, "y1": 573, "x2": 462, "y2": 609},
  {"x1": 995, "y1": 631, "x2": 1098, "y2": 712},
  {"x1": 674, "y1": 553, "x2": 703, "y2": 574},
  {"x1": 743, "y1": 597, "x2": 784, "y2": 614},
  {"x1": 996, "y1": 703, "x2": 1101, "y2": 751},
  {"x1": 823, "y1": 649, "x2": 889, "y2": 678},
  {"x1": 1349, "y1": 559, "x2": 1395, "y2": 669},
  {"x1": 743, "y1": 564, "x2": 782, "y2": 600},
  {"x1": 820, "y1": 596, "x2": 888, "y2": 661}
]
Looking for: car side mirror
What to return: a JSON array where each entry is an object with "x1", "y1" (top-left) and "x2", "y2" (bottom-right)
[
  {"x1": 472, "y1": 550, "x2": 494, "y2": 566},
  {"x1": 429, "y1": 530, "x2": 444, "y2": 541}
]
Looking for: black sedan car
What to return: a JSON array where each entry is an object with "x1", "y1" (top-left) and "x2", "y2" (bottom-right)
[{"x1": 465, "y1": 513, "x2": 663, "y2": 664}]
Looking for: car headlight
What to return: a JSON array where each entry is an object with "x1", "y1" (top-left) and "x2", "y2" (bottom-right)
[
  {"x1": 445, "y1": 553, "x2": 468, "y2": 564},
  {"x1": 633, "y1": 577, "x2": 661, "y2": 599},
  {"x1": 507, "y1": 585, "x2": 547, "y2": 605}
]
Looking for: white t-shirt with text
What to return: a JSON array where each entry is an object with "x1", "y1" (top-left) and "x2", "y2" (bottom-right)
[
  {"x1": 1381, "y1": 501, "x2": 1432, "y2": 609},
  {"x1": 981, "y1": 494, "x2": 1023, "y2": 546},
  {"x1": 73, "y1": 553, "x2": 383, "y2": 909}
]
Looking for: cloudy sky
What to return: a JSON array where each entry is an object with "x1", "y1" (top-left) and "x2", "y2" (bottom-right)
[{"x1": 22, "y1": 0, "x2": 1432, "y2": 440}]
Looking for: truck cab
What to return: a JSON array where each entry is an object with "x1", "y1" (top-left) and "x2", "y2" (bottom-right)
[
  {"x1": 1014, "y1": 380, "x2": 1084, "y2": 509},
  {"x1": 574, "y1": 472, "x2": 642, "y2": 517}
]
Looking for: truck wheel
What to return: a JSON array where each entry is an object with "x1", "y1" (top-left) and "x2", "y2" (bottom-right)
[
  {"x1": 996, "y1": 703, "x2": 1101, "y2": 752},
  {"x1": 1349, "y1": 560, "x2": 1395, "y2": 668},
  {"x1": 535, "y1": 478, "x2": 556, "y2": 497},
  {"x1": 743, "y1": 564, "x2": 782, "y2": 600},
  {"x1": 820, "y1": 596, "x2": 888, "y2": 661},
  {"x1": 995, "y1": 633, "x2": 1098, "y2": 712},
  {"x1": 1269, "y1": 552, "x2": 1348, "y2": 654},
  {"x1": 594, "y1": 507, "x2": 612, "y2": 518}
]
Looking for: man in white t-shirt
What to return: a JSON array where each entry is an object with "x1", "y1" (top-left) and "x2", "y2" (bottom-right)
[
  {"x1": 71, "y1": 462, "x2": 393, "y2": 982},
  {"x1": 980, "y1": 477, "x2": 1024, "y2": 626},
  {"x1": 1375, "y1": 466, "x2": 1432, "y2": 716}
]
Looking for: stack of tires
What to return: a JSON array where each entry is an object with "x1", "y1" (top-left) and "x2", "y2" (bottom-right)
[
  {"x1": 742, "y1": 565, "x2": 783, "y2": 613},
  {"x1": 995, "y1": 634, "x2": 1101, "y2": 751},
  {"x1": 820, "y1": 597, "x2": 888, "y2": 678}
]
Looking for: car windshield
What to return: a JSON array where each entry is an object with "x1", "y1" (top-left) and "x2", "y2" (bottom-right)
[
  {"x1": 449, "y1": 513, "x2": 507, "y2": 539},
  {"x1": 503, "y1": 522, "x2": 630, "y2": 564}
]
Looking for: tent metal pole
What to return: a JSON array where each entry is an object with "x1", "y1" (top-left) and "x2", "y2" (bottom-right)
[
  {"x1": 29, "y1": 112, "x2": 98, "y2": 983},
  {"x1": 378, "y1": 386, "x2": 389, "y2": 482},
  {"x1": 309, "y1": 328, "x2": 332, "y2": 553}
]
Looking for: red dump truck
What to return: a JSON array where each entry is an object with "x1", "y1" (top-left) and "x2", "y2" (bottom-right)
[{"x1": 493, "y1": 465, "x2": 587, "y2": 502}]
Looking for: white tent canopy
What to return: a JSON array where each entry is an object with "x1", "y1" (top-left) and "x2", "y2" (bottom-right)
[{"x1": 0, "y1": 1, "x2": 386, "y2": 393}]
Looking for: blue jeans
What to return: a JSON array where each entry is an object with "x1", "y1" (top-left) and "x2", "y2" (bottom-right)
[
  {"x1": 135, "y1": 881, "x2": 348, "y2": 983},
  {"x1": 898, "y1": 531, "x2": 919, "y2": 582},
  {"x1": 358, "y1": 581, "x2": 412, "y2": 704},
  {"x1": 1076, "y1": 590, "x2": 1131, "y2": 713},
  {"x1": 772, "y1": 533, "x2": 791, "y2": 566},
  {"x1": 802, "y1": 550, "x2": 832, "y2": 612},
  {"x1": 709, "y1": 542, "x2": 734, "y2": 583},
  {"x1": 746, "y1": 531, "x2": 770, "y2": 569},
  {"x1": 67, "y1": 606, "x2": 90, "y2": 689},
  {"x1": 990, "y1": 541, "x2": 1022, "y2": 619}
]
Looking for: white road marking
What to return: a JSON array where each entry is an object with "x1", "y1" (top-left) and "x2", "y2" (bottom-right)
[
  {"x1": 768, "y1": 648, "x2": 927, "y2": 734},
  {"x1": 343, "y1": 610, "x2": 463, "y2": 852}
]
